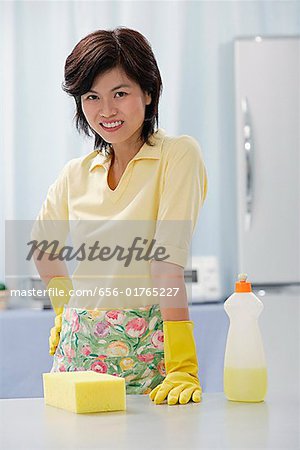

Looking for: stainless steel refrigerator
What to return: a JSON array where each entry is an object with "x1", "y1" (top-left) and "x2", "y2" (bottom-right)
[{"x1": 234, "y1": 36, "x2": 300, "y2": 397}]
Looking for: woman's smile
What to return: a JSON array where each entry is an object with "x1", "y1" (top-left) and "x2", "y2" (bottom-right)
[{"x1": 100, "y1": 120, "x2": 125, "y2": 132}]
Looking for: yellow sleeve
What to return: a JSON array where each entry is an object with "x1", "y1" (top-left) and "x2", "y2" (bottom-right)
[
  {"x1": 152, "y1": 135, "x2": 208, "y2": 268},
  {"x1": 31, "y1": 162, "x2": 71, "y2": 254}
]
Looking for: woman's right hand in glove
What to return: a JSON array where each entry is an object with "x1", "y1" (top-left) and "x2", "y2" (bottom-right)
[
  {"x1": 47, "y1": 277, "x2": 73, "y2": 356},
  {"x1": 49, "y1": 313, "x2": 63, "y2": 355}
]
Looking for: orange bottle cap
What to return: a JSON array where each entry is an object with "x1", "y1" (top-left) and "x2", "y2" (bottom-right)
[{"x1": 235, "y1": 273, "x2": 252, "y2": 293}]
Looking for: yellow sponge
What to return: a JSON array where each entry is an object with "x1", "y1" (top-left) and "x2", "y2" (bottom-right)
[{"x1": 43, "y1": 371, "x2": 126, "y2": 414}]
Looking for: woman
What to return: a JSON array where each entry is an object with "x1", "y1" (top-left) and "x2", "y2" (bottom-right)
[{"x1": 32, "y1": 27, "x2": 208, "y2": 405}]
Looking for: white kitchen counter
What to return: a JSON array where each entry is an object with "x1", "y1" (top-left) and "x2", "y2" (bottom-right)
[{"x1": 0, "y1": 392, "x2": 298, "y2": 449}]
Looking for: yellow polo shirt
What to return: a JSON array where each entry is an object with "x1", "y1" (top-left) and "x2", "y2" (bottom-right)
[{"x1": 32, "y1": 128, "x2": 207, "y2": 308}]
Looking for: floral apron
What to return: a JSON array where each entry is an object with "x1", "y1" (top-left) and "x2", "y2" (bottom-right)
[{"x1": 51, "y1": 304, "x2": 166, "y2": 394}]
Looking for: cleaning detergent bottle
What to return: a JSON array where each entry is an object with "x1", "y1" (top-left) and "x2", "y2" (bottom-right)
[{"x1": 223, "y1": 273, "x2": 268, "y2": 402}]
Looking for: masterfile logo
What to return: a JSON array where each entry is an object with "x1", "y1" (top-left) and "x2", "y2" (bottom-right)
[{"x1": 27, "y1": 237, "x2": 170, "y2": 267}]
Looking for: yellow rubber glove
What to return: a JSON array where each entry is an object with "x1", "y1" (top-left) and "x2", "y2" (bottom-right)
[
  {"x1": 47, "y1": 277, "x2": 73, "y2": 356},
  {"x1": 149, "y1": 320, "x2": 202, "y2": 405}
]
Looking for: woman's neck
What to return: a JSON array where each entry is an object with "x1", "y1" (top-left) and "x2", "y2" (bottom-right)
[{"x1": 110, "y1": 135, "x2": 145, "y2": 170}]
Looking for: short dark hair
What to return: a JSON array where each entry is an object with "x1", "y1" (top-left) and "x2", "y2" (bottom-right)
[{"x1": 62, "y1": 27, "x2": 163, "y2": 150}]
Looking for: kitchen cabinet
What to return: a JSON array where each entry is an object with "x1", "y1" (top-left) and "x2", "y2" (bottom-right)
[{"x1": 0, "y1": 303, "x2": 229, "y2": 398}]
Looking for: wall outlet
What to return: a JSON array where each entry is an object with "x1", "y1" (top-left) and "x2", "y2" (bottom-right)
[{"x1": 184, "y1": 256, "x2": 222, "y2": 302}]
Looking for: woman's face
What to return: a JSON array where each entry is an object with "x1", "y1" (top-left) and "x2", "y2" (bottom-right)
[{"x1": 81, "y1": 66, "x2": 151, "y2": 147}]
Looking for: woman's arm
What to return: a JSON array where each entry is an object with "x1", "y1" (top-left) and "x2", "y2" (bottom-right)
[
  {"x1": 33, "y1": 248, "x2": 72, "y2": 355},
  {"x1": 149, "y1": 259, "x2": 202, "y2": 406},
  {"x1": 33, "y1": 248, "x2": 69, "y2": 287},
  {"x1": 150, "y1": 260, "x2": 190, "y2": 321}
]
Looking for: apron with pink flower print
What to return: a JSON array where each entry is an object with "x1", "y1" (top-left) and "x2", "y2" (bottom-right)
[{"x1": 51, "y1": 303, "x2": 166, "y2": 394}]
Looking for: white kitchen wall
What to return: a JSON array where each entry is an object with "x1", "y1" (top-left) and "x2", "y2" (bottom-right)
[{"x1": 0, "y1": 0, "x2": 299, "y2": 296}]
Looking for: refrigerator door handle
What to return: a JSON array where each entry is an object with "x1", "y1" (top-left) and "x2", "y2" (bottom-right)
[{"x1": 241, "y1": 97, "x2": 253, "y2": 231}]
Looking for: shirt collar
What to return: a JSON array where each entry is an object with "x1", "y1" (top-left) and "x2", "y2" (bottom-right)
[{"x1": 88, "y1": 128, "x2": 166, "y2": 172}]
